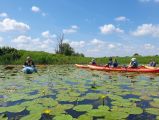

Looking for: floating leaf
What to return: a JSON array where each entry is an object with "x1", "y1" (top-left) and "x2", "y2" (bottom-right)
[
  {"x1": 0, "y1": 105, "x2": 25, "y2": 113},
  {"x1": 88, "y1": 109, "x2": 110, "y2": 117},
  {"x1": 0, "y1": 114, "x2": 7, "y2": 120},
  {"x1": 145, "y1": 108, "x2": 159, "y2": 115},
  {"x1": 105, "y1": 111, "x2": 129, "y2": 120},
  {"x1": 139, "y1": 95, "x2": 152, "y2": 101},
  {"x1": 21, "y1": 113, "x2": 41, "y2": 120},
  {"x1": 83, "y1": 93, "x2": 99, "y2": 100},
  {"x1": 73, "y1": 104, "x2": 93, "y2": 112},
  {"x1": 53, "y1": 114, "x2": 73, "y2": 120},
  {"x1": 50, "y1": 104, "x2": 74, "y2": 116},
  {"x1": 36, "y1": 98, "x2": 58, "y2": 107},
  {"x1": 98, "y1": 105, "x2": 109, "y2": 111},
  {"x1": 27, "y1": 104, "x2": 45, "y2": 114},
  {"x1": 77, "y1": 114, "x2": 92, "y2": 120}
]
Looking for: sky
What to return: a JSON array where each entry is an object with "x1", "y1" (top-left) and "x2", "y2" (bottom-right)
[{"x1": 0, "y1": 0, "x2": 159, "y2": 57}]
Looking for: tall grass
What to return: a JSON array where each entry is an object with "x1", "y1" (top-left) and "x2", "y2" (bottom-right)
[{"x1": 0, "y1": 48, "x2": 158, "y2": 65}]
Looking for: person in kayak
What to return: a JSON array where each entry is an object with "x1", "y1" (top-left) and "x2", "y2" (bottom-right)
[
  {"x1": 90, "y1": 59, "x2": 96, "y2": 65},
  {"x1": 106, "y1": 57, "x2": 113, "y2": 67},
  {"x1": 113, "y1": 58, "x2": 118, "y2": 67},
  {"x1": 129, "y1": 58, "x2": 138, "y2": 68},
  {"x1": 24, "y1": 56, "x2": 36, "y2": 67},
  {"x1": 149, "y1": 59, "x2": 156, "y2": 67}
]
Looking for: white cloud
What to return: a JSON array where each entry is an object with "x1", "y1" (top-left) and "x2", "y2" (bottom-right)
[
  {"x1": 139, "y1": 0, "x2": 151, "y2": 2},
  {"x1": 41, "y1": 30, "x2": 56, "y2": 38},
  {"x1": 63, "y1": 25, "x2": 79, "y2": 34},
  {"x1": 0, "y1": 12, "x2": 8, "y2": 18},
  {"x1": 99, "y1": 24, "x2": 124, "y2": 34},
  {"x1": 108, "y1": 44, "x2": 116, "y2": 49},
  {"x1": 144, "y1": 43, "x2": 155, "y2": 49},
  {"x1": 63, "y1": 39, "x2": 85, "y2": 48},
  {"x1": 115, "y1": 16, "x2": 129, "y2": 22},
  {"x1": 31, "y1": 6, "x2": 40, "y2": 13},
  {"x1": 139, "y1": 0, "x2": 159, "y2": 2},
  {"x1": 31, "y1": 6, "x2": 47, "y2": 17},
  {"x1": 70, "y1": 41, "x2": 85, "y2": 48},
  {"x1": 12, "y1": 35, "x2": 55, "y2": 53},
  {"x1": 13, "y1": 35, "x2": 31, "y2": 43},
  {"x1": 132, "y1": 24, "x2": 159, "y2": 37},
  {"x1": 0, "y1": 18, "x2": 30, "y2": 32},
  {"x1": 90, "y1": 38, "x2": 104, "y2": 45}
]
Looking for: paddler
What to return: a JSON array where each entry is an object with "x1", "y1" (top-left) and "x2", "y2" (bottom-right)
[{"x1": 129, "y1": 58, "x2": 138, "y2": 68}]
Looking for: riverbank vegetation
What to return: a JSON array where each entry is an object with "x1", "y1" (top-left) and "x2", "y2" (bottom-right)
[{"x1": 0, "y1": 46, "x2": 158, "y2": 65}]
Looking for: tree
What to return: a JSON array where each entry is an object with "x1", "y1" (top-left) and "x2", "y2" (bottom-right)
[
  {"x1": 55, "y1": 33, "x2": 64, "y2": 54},
  {"x1": 55, "y1": 33, "x2": 84, "y2": 56},
  {"x1": 133, "y1": 53, "x2": 140, "y2": 56}
]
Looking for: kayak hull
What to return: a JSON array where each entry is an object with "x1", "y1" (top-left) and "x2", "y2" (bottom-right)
[
  {"x1": 75, "y1": 64, "x2": 89, "y2": 68},
  {"x1": 86, "y1": 65, "x2": 159, "y2": 73},
  {"x1": 22, "y1": 67, "x2": 37, "y2": 74}
]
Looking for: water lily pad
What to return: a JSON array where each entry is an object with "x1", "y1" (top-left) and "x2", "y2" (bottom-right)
[
  {"x1": 98, "y1": 105, "x2": 109, "y2": 111},
  {"x1": 53, "y1": 114, "x2": 73, "y2": 120},
  {"x1": 36, "y1": 98, "x2": 58, "y2": 107},
  {"x1": 105, "y1": 111, "x2": 129, "y2": 120},
  {"x1": 73, "y1": 104, "x2": 93, "y2": 112},
  {"x1": 50, "y1": 104, "x2": 74, "y2": 115},
  {"x1": 27, "y1": 104, "x2": 45, "y2": 113},
  {"x1": 68, "y1": 92, "x2": 81, "y2": 97},
  {"x1": 56, "y1": 93, "x2": 77, "y2": 102},
  {"x1": 21, "y1": 113, "x2": 41, "y2": 120},
  {"x1": 0, "y1": 105, "x2": 25, "y2": 113},
  {"x1": 145, "y1": 108, "x2": 159, "y2": 115},
  {"x1": 139, "y1": 95, "x2": 152, "y2": 101},
  {"x1": 87, "y1": 109, "x2": 110, "y2": 117},
  {"x1": 83, "y1": 93, "x2": 99, "y2": 100},
  {"x1": 0, "y1": 115, "x2": 7, "y2": 120},
  {"x1": 77, "y1": 114, "x2": 92, "y2": 120}
]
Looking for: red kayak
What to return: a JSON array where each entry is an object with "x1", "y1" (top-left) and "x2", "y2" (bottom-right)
[
  {"x1": 75, "y1": 64, "x2": 89, "y2": 68},
  {"x1": 87, "y1": 65, "x2": 159, "y2": 73}
]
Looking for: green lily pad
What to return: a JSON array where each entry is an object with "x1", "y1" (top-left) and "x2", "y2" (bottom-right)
[
  {"x1": 0, "y1": 115, "x2": 7, "y2": 120},
  {"x1": 98, "y1": 105, "x2": 109, "y2": 111},
  {"x1": 128, "y1": 98, "x2": 141, "y2": 102},
  {"x1": 21, "y1": 113, "x2": 41, "y2": 120},
  {"x1": 87, "y1": 109, "x2": 110, "y2": 117},
  {"x1": 36, "y1": 98, "x2": 58, "y2": 107},
  {"x1": 50, "y1": 104, "x2": 74, "y2": 116},
  {"x1": 145, "y1": 108, "x2": 159, "y2": 115},
  {"x1": 68, "y1": 92, "x2": 81, "y2": 97},
  {"x1": 56, "y1": 94, "x2": 77, "y2": 102},
  {"x1": 83, "y1": 93, "x2": 99, "y2": 100},
  {"x1": 53, "y1": 114, "x2": 73, "y2": 120},
  {"x1": 73, "y1": 104, "x2": 93, "y2": 112},
  {"x1": 105, "y1": 111, "x2": 129, "y2": 120},
  {"x1": 0, "y1": 105, "x2": 25, "y2": 113},
  {"x1": 139, "y1": 95, "x2": 152, "y2": 101},
  {"x1": 77, "y1": 114, "x2": 92, "y2": 120},
  {"x1": 27, "y1": 104, "x2": 45, "y2": 113}
]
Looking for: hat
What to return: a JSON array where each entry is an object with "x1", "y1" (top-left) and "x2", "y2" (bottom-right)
[
  {"x1": 131, "y1": 58, "x2": 136, "y2": 61},
  {"x1": 27, "y1": 56, "x2": 31, "y2": 59},
  {"x1": 92, "y1": 59, "x2": 95, "y2": 61}
]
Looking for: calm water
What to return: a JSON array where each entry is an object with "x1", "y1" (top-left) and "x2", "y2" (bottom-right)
[{"x1": 0, "y1": 65, "x2": 159, "y2": 120}]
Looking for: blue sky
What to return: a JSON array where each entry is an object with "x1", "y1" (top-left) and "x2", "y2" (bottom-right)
[{"x1": 0, "y1": 0, "x2": 159, "y2": 57}]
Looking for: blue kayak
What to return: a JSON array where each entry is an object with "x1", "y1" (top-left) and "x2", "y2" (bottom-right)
[{"x1": 22, "y1": 67, "x2": 37, "y2": 74}]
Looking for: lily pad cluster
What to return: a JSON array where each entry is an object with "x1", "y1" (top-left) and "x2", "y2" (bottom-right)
[{"x1": 0, "y1": 65, "x2": 159, "y2": 120}]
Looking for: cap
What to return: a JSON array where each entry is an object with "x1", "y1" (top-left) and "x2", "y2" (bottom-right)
[{"x1": 131, "y1": 58, "x2": 136, "y2": 61}]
